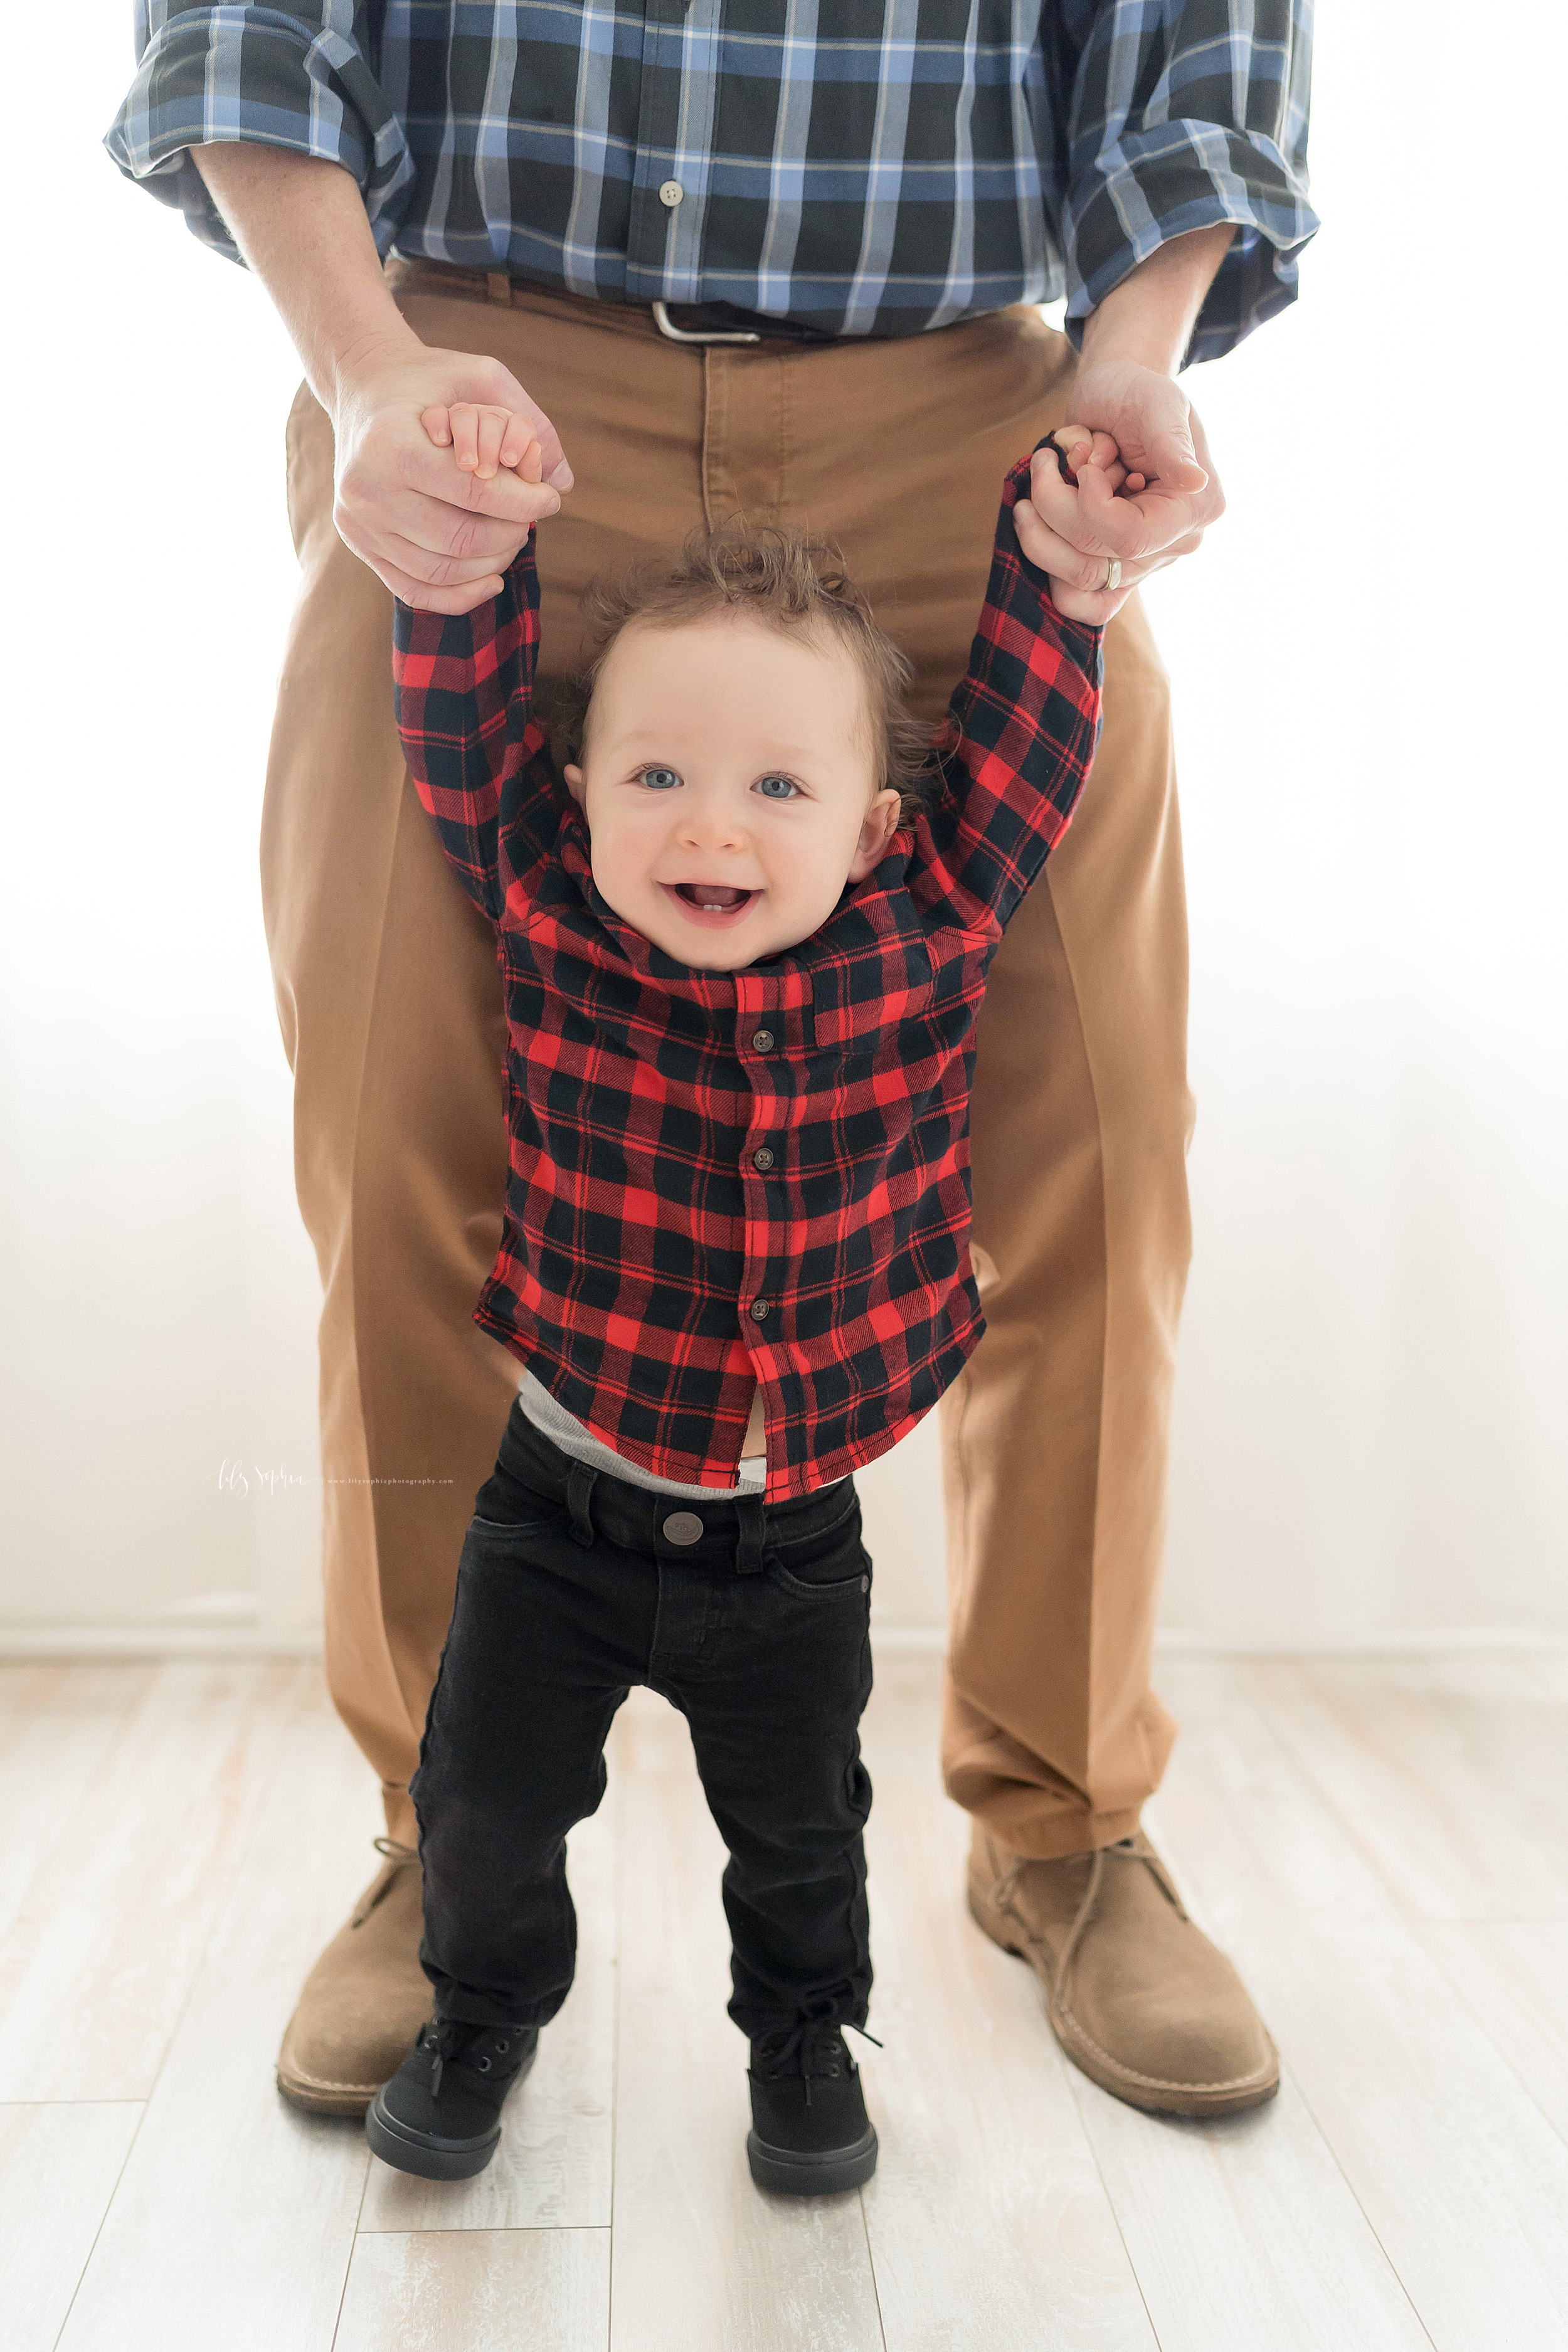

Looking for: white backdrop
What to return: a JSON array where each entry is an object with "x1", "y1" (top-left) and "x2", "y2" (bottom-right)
[{"x1": 3, "y1": 4, "x2": 1564, "y2": 1648}]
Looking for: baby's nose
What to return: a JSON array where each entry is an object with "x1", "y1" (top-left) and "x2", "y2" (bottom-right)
[{"x1": 680, "y1": 803, "x2": 746, "y2": 850}]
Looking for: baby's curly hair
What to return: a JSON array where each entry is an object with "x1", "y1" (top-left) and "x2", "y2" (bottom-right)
[{"x1": 551, "y1": 521, "x2": 935, "y2": 825}]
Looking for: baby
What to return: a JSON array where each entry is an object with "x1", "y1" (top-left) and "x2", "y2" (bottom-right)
[{"x1": 364, "y1": 402, "x2": 1114, "y2": 2196}]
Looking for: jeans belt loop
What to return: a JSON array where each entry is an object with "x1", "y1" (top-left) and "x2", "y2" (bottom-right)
[
  {"x1": 734, "y1": 1491, "x2": 768, "y2": 1576},
  {"x1": 565, "y1": 1459, "x2": 598, "y2": 1549},
  {"x1": 485, "y1": 270, "x2": 512, "y2": 306}
]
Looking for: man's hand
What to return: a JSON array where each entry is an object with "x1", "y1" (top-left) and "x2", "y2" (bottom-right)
[
  {"x1": 188, "y1": 144, "x2": 573, "y2": 615},
  {"x1": 333, "y1": 342, "x2": 568, "y2": 613},
  {"x1": 1014, "y1": 381, "x2": 1222, "y2": 627},
  {"x1": 1025, "y1": 223, "x2": 1234, "y2": 623}
]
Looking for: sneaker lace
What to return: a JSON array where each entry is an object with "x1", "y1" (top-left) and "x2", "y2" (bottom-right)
[
  {"x1": 417, "y1": 2018, "x2": 520, "y2": 2103},
  {"x1": 752, "y1": 2017, "x2": 882, "y2": 2107}
]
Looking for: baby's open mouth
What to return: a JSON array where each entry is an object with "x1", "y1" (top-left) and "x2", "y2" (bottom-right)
[{"x1": 667, "y1": 882, "x2": 758, "y2": 918}]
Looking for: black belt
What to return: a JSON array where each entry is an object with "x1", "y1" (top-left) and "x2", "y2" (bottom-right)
[{"x1": 474, "y1": 263, "x2": 857, "y2": 346}]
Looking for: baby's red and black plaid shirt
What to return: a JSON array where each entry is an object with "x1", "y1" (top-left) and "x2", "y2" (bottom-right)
[{"x1": 393, "y1": 447, "x2": 1103, "y2": 1498}]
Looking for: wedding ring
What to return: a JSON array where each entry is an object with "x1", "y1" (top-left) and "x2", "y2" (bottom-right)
[{"x1": 1101, "y1": 556, "x2": 1122, "y2": 593}]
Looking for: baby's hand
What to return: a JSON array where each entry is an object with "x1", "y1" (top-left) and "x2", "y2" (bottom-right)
[
  {"x1": 1014, "y1": 426, "x2": 1148, "y2": 621},
  {"x1": 1044, "y1": 426, "x2": 1145, "y2": 498},
  {"x1": 421, "y1": 401, "x2": 544, "y2": 485}
]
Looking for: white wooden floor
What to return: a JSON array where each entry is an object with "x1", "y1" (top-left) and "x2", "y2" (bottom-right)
[{"x1": 3, "y1": 1648, "x2": 1567, "y2": 2351}]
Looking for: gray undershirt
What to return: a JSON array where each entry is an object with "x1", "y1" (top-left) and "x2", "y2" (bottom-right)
[{"x1": 517, "y1": 1370, "x2": 767, "y2": 1499}]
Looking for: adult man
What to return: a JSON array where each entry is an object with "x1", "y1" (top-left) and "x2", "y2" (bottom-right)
[{"x1": 109, "y1": 0, "x2": 1314, "y2": 2124}]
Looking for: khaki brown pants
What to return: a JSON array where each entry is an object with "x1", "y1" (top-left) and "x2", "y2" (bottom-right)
[{"x1": 260, "y1": 262, "x2": 1190, "y2": 1859}]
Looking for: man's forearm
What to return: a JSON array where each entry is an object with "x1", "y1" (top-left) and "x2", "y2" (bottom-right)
[
  {"x1": 1039, "y1": 225, "x2": 1234, "y2": 617},
  {"x1": 191, "y1": 143, "x2": 422, "y2": 410},
  {"x1": 189, "y1": 140, "x2": 566, "y2": 611},
  {"x1": 1078, "y1": 225, "x2": 1236, "y2": 378}
]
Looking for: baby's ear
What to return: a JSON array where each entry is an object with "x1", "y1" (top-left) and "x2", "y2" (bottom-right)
[
  {"x1": 847, "y1": 787, "x2": 903, "y2": 882},
  {"x1": 563, "y1": 762, "x2": 586, "y2": 805}
]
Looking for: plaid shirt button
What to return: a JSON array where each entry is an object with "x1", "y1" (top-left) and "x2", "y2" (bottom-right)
[
  {"x1": 751, "y1": 1029, "x2": 775, "y2": 1052},
  {"x1": 751, "y1": 1147, "x2": 775, "y2": 1171},
  {"x1": 749, "y1": 1299, "x2": 771, "y2": 1322}
]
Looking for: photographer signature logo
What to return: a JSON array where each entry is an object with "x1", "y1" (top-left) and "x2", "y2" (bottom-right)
[{"x1": 206, "y1": 1460, "x2": 453, "y2": 1499}]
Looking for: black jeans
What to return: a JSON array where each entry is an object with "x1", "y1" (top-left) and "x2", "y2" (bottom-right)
[{"x1": 410, "y1": 1401, "x2": 875, "y2": 2042}]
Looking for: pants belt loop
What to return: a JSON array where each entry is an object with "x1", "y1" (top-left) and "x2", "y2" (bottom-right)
[
  {"x1": 734, "y1": 1491, "x2": 767, "y2": 1577},
  {"x1": 485, "y1": 270, "x2": 512, "y2": 306},
  {"x1": 565, "y1": 1460, "x2": 598, "y2": 1549}
]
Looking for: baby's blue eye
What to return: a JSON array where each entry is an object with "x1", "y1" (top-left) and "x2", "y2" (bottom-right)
[
  {"x1": 755, "y1": 775, "x2": 800, "y2": 800},
  {"x1": 640, "y1": 766, "x2": 681, "y2": 791}
]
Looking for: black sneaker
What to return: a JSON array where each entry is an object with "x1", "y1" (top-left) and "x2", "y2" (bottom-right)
[
  {"x1": 746, "y1": 2021, "x2": 878, "y2": 2196},
  {"x1": 366, "y1": 2016, "x2": 538, "y2": 2180}
]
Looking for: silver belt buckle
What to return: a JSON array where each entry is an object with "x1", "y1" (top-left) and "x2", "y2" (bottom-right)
[{"x1": 652, "y1": 299, "x2": 761, "y2": 347}]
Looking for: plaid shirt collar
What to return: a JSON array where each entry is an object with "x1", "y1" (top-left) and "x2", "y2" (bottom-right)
[{"x1": 551, "y1": 797, "x2": 884, "y2": 1006}]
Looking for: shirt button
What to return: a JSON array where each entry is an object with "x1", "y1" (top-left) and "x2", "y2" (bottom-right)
[
  {"x1": 659, "y1": 179, "x2": 684, "y2": 208},
  {"x1": 751, "y1": 1029, "x2": 775, "y2": 1052},
  {"x1": 750, "y1": 1298, "x2": 771, "y2": 1322},
  {"x1": 752, "y1": 1147, "x2": 775, "y2": 1172}
]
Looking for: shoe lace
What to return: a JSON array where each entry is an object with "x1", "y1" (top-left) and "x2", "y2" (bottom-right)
[
  {"x1": 991, "y1": 1831, "x2": 1189, "y2": 1984},
  {"x1": 417, "y1": 2018, "x2": 520, "y2": 2103},
  {"x1": 350, "y1": 1837, "x2": 419, "y2": 1929},
  {"x1": 751, "y1": 2016, "x2": 882, "y2": 2107}
]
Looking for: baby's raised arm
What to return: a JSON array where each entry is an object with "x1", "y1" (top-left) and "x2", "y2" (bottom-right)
[
  {"x1": 393, "y1": 408, "x2": 556, "y2": 925},
  {"x1": 909, "y1": 441, "x2": 1106, "y2": 938}
]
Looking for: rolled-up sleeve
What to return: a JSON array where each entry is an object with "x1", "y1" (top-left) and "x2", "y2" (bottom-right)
[
  {"x1": 103, "y1": 1, "x2": 415, "y2": 264},
  {"x1": 1048, "y1": 0, "x2": 1318, "y2": 364}
]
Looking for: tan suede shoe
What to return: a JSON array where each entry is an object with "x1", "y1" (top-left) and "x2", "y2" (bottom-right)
[
  {"x1": 276, "y1": 1839, "x2": 434, "y2": 2116},
  {"x1": 967, "y1": 1823, "x2": 1279, "y2": 2117}
]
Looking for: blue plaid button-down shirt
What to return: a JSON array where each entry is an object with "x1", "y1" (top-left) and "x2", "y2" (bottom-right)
[{"x1": 106, "y1": 1, "x2": 1316, "y2": 358}]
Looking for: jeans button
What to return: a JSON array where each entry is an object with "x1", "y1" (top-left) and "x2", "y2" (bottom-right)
[{"x1": 662, "y1": 1511, "x2": 704, "y2": 1545}]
